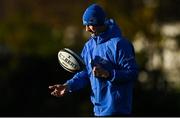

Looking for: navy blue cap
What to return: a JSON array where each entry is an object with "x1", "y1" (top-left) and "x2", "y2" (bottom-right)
[{"x1": 82, "y1": 4, "x2": 106, "y2": 26}]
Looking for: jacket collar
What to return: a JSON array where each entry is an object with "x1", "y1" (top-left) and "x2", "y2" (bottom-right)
[
  {"x1": 91, "y1": 26, "x2": 111, "y2": 44},
  {"x1": 90, "y1": 19, "x2": 121, "y2": 44}
]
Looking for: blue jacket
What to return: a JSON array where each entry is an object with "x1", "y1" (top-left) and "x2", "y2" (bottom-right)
[{"x1": 65, "y1": 19, "x2": 138, "y2": 116}]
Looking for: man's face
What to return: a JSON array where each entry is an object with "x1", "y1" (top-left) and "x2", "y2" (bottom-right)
[
  {"x1": 85, "y1": 25, "x2": 107, "y2": 36},
  {"x1": 85, "y1": 25, "x2": 97, "y2": 35}
]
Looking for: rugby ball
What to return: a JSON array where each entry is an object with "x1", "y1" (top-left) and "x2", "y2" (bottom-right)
[{"x1": 58, "y1": 48, "x2": 85, "y2": 73}]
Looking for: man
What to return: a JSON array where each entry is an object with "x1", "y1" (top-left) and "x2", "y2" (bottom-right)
[{"x1": 49, "y1": 4, "x2": 138, "y2": 117}]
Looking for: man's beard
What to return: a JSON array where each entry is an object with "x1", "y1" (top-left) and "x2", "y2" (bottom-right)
[{"x1": 89, "y1": 31, "x2": 98, "y2": 37}]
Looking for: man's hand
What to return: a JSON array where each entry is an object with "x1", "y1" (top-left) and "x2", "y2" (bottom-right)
[
  {"x1": 93, "y1": 64, "x2": 110, "y2": 79},
  {"x1": 49, "y1": 84, "x2": 68, "y2": 97}
]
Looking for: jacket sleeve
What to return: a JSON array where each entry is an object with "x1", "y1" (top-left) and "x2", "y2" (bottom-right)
[
  {"x1": 65, "y1": 70, "x2": 89, "y2": 92},
  {"x1": 65, "y1": 46, "x2": 90, "y2": 92},
  {"x1": 109, "y1": 40, "x2": 138, "y2": 83}
]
